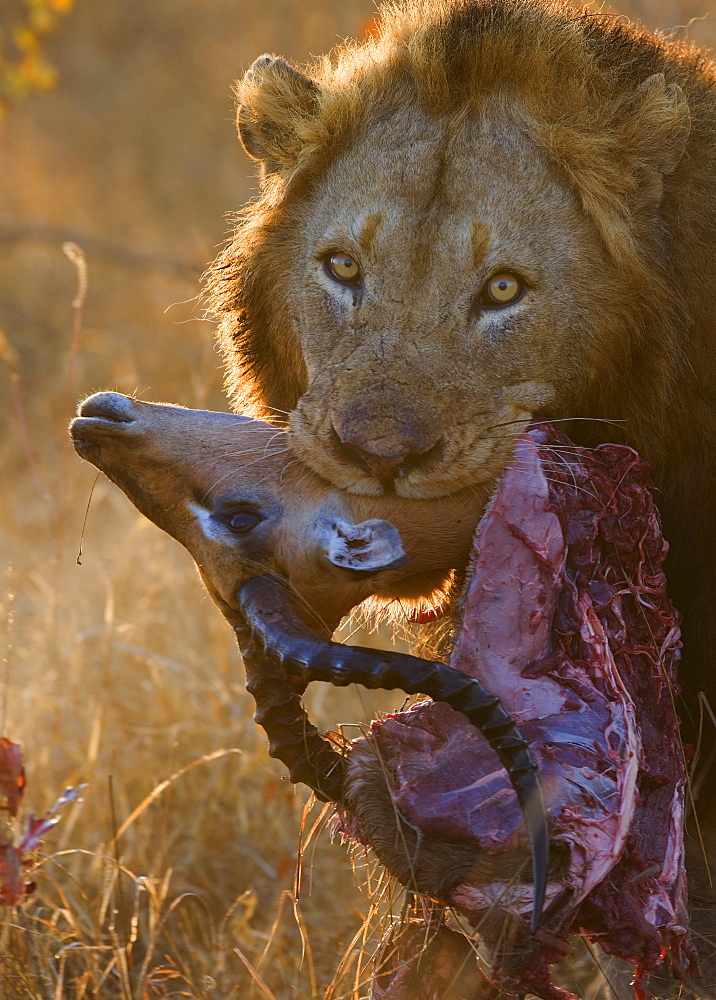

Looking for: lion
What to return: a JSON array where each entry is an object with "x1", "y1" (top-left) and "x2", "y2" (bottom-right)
[{"x1": 204, "y1": 0, "x2": 716, "y2": 993}]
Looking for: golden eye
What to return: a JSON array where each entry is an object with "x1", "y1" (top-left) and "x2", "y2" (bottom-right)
[
  {"x1": 481, "y1": 272, "x2": 524, "y2": 307},
  {"x1": 325, "y1": 252, "x2": 361, "y2": 284}
]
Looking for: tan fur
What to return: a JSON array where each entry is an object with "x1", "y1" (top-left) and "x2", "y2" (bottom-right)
[
  {"x1": 71, "y1": 395, "x2": 479, "y2": 632},
  {"x1": 73, "y1": 394, "x2": 714, "y2": 994},
  {"x1": 206, "y1": 0, "x2": 716, "y2": 732},
  {"x1": 205, "y1": 3, "x2": 716, "y2": 989}
]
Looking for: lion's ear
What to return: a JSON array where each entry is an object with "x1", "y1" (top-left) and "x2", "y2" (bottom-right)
[
  {"x1": 236, "y1": 55, "x2": 320, "y2": 176},
  {"x1": 625, "y1": 73, "x2": 691, "y2": 210}
]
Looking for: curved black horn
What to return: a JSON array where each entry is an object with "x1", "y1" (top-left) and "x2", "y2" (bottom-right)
[
  {"x1": 234, "y1": 621, "x2": 347, "y2": 803},
  {"x1": 238, "y1": 574, "x2": 548, "y2": 933}
]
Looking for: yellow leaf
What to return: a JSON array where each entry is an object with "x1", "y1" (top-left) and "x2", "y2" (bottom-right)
[
  {"x1": 29, "y1": 9, "x2": 57, "y2": 34},
  {"x1": 31, "y1": 60, "x2": 57, "y2": 91},
  {"x1": 13, "y1": 28, "x2": 39, "y2": 55},
  {"x1": 18, "y1": 54, "x2": 56, "y2": 91}
]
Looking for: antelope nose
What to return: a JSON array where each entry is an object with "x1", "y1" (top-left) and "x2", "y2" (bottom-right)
[
  {"x1": 78, "y1": 391, "x2": 135, "y2": 422},
  {"x1": 334, "y1": 423, "x2": 442, "y2": 481}
]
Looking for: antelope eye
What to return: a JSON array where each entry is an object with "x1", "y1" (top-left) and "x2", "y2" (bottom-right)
[
  {"x1": 324, "y1": 252, "x2": 361, "y2": 285},
  {"x1": 479, "y1": 272, "x2": 525, "y2": 308},
  {"x1": 226, "y1": 509, "x2": 262, "y2": 534}
]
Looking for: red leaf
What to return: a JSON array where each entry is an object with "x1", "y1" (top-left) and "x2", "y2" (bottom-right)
[
  {"x1": 0, "y1": 738, "x2": 25, "y2": 817},
  {"x1": 0, "y1": 835, "x2": 27, "y2": 905}
]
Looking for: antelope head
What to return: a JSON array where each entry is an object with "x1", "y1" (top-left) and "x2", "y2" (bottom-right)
[{"x1": 70, "y1": 392, "x2": 480, "y2": 634}]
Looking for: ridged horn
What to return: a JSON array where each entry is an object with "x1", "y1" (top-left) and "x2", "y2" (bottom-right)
[
  {"x1": 234, "y1": 621, "x2": 347, "y2": 803},
  {"x1": 237, "y1": 574, "x2": 549, "y2": 932}
]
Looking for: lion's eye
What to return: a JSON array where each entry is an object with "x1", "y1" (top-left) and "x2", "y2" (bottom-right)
[
  {"x1": 324, "y1": 252, "x2": 361, "y2": 285},
  {"x1": 479, "y1": 272, "x2": 525, "y2": 308}
]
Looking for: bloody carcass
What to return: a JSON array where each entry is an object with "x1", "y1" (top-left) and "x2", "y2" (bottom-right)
[
  {"x1": 70, "y1": 392, "x2": 548, "y2": 922},
  {"x1": 70, "y1": 396, "x2": 698, "y2": 997},
  {"x1": 341, "y1": 425, "x2": 698, "y2": 998}
]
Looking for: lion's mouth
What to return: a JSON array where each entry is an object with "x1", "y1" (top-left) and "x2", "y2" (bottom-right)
[
  {"x1": 288, "y1": 390, "x2": 540, "y2": 500},
  {"x1": 289, "y1": 419, "x2": 515, "y2": 501},
  {"x1": 293, "y1": 435, "x2": 465, "y2": 498},
  {"x1": 325, "y1": 427, "x2": 447, "y2": 493}
]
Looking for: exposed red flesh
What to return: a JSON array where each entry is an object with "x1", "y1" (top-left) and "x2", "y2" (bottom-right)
[
  {"x1": 407, "y1": 605, "x2": 447, "y2": 624},
  {"x1": 354, "y1": 425, "x2": 698, "y2": 999}
]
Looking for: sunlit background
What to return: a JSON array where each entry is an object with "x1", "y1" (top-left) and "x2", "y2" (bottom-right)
[{"x1": 1, "y1": 1, "x2": 715, "y2": 996}]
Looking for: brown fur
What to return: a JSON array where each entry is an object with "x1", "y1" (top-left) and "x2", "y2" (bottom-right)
[
  {"x1": 70, "y1": 394, "x2": 480, "y2": 631},
  {"x1": 204, "y1": 1, "x2": 716, "y2": 991},
  {"x1": 205, "y1": 0, "x2": 716, "y2": 718}
]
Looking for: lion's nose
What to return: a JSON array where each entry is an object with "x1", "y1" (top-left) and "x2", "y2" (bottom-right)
[
  {"x1": 341, "y1": 441, "x2": 410, "y2": 479},
  {"x1": 333, "y1": 423, "x2": 441, "y2": 481}
]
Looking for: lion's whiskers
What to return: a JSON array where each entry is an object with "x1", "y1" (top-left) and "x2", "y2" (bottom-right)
[{"x1": 486, "y1": 415, "x2": 627, "y2": 434}]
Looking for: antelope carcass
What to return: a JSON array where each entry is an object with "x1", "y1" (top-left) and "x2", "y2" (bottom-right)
[
  {"x1": 70, "y1": 391, "x2": 548, "y2": 924},
  {"x1": 70, "y1": 394, "x2": 695, "y2": 999}
]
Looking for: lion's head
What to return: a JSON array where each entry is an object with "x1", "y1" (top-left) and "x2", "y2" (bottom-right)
[{"x1": 207, "y1": 0, "x2": 700, "y2": 501}]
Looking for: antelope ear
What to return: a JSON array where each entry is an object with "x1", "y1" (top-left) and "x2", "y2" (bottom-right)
[
  {"x1": 625, "y1": 73, "x2": 691, "y2": 210},
  {"x1": 236, "y1": 55, "x2": 320, "y2": 176},
  {"x1": 322, "y1": 518, "x2": 407, "y2": 575}
]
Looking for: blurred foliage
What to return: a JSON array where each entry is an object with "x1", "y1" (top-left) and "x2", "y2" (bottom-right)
[
  {"x1": 0, "y1": 0, "x2": 714, "y2": 996},
  {"x1": 0, "y1": 0, "x2": 75, "y2": 115}
]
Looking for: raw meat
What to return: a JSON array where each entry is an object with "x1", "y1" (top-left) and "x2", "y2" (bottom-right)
[{"x1": 353, "y1": 425, "x2": 698, "y2": 998}]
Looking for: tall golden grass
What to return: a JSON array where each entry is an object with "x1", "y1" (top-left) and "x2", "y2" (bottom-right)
[
  {"x1": 1, "y1": 1, "x2": 715, "y2": 996},
  {"x1": 0, "y1": 242, "x2": 407, "y2": 999}
]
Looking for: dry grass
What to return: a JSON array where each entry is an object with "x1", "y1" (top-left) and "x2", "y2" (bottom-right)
[
  {"x1": 0, "y1": 233, "x2": 410, "y2": 998},
  {"x1": 1, "y1": 1, "x2": 715, "y2": 997},
  {"x1": 0, "y1": 266, "x2": 408, "y2": 999},
  {"x1": 0, "y1": 5, "x2": 397, "y2": 994}
]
